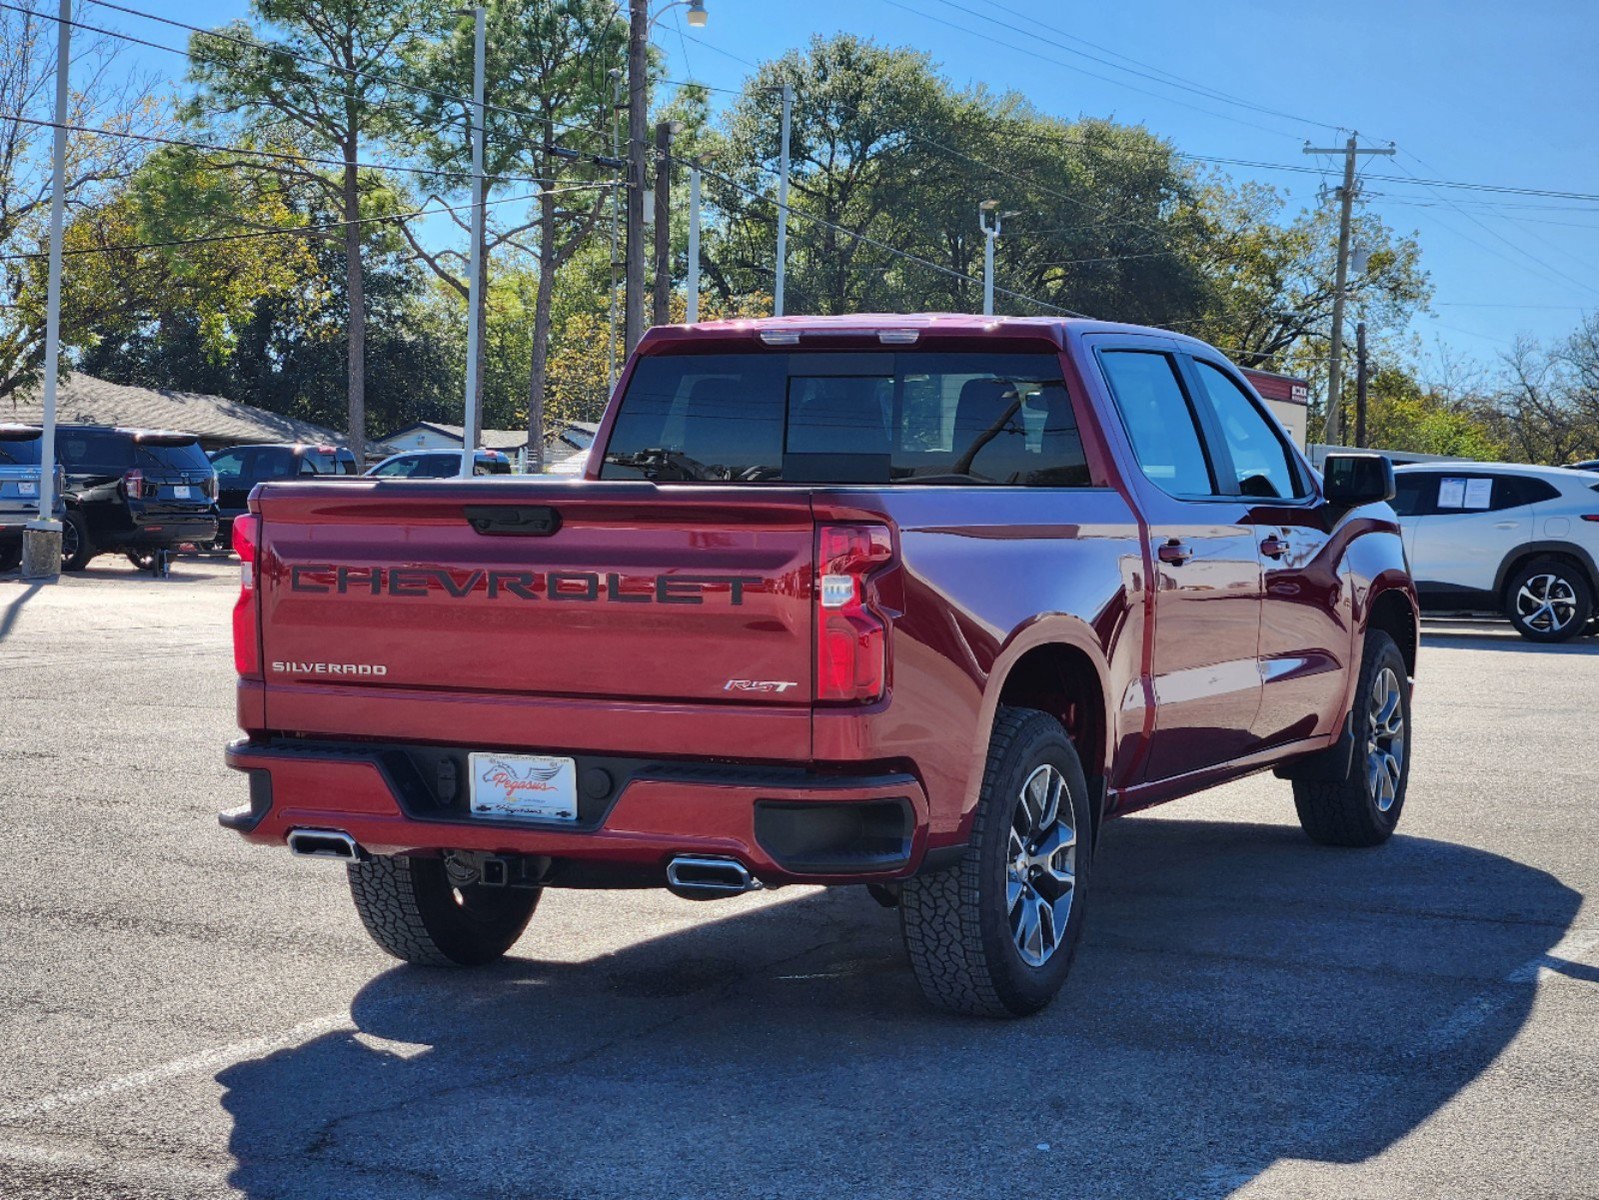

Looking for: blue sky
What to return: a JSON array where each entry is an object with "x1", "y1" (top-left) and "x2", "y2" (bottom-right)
[{"x1": 112, "y1": 0, "x2": 1599, "y2": 375}]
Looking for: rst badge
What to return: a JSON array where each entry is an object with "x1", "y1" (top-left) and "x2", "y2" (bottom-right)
[{"x1": 724, "y1": 679, "x2": 799, "y2": 695}]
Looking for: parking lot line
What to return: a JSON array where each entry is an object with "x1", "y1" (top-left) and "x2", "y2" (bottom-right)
[{"x1": 0, "y1": 1013, "x2": 353, "y2": 1124}]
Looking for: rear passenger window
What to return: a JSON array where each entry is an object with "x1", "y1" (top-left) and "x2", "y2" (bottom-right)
[
  {"x1": 58, "y1": 431, "x2": 133, "y2": 471},
  {"x1": 1191, "y1": 360, "x2": 1304, "y2": 499},
  {"x1": 1098, "y1": 351, "x2": 1214, "y2": 496}
]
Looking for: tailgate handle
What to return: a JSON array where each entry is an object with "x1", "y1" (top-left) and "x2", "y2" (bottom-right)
[{"x1": 463, "y1": 505, "x2": 562, "y2": 537}]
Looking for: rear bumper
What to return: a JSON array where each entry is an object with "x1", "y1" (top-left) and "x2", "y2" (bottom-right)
[
  {"x1": 222, "y1": 737, "x2": 934, "y2": 886},
  {"x1": 100, "y1": 514, "x2": 218, "y2": 549}
]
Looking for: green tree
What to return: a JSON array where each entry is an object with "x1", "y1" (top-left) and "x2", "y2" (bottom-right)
[
  {"x1": 185, "y1": 0, "x2": 440, "y2": 459},
  {"x1": 404, "y1": 0, "x2": 626, "y2": 465}
]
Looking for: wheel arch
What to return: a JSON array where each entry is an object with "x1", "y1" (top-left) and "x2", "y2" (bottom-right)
[
  {"x1": 1365, "y1": 586, "x2": 1419, "y2": 678},
  {"x1": 1494, "y1": 541, "x2": 1599, "y2": 604},
  {"x1": 977, "y1": 625, "x2": 1115, "y2": 847}
]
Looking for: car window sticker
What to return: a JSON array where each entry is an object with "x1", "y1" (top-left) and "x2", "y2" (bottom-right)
[
  {"x1": 1438, "y1": 477, "x2": 1467, "y2": 508},
  {"x1": 1463, "y1": 478, "x2": 1493, "y2": 509}
]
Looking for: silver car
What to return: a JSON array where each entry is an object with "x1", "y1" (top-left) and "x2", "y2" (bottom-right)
[{"x1": 1393, "y1": 462, "x2": 1599, "y2": 642}]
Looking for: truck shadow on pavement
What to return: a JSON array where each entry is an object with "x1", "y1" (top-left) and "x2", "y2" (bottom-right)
[{"x1": 217, "y1": 819, "x2": 1582, "y2": 1200}]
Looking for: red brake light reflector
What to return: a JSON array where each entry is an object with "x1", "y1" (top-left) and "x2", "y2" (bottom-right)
[
  {"x1": 815, "y1": 523, "x2": 893, "y2": 703},
  {"x1": 231, "y1": 513, "x2": 261, "y2": 678}
]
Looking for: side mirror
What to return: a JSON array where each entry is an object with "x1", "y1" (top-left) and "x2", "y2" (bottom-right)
[{"x1": 1323, "y1": 453, "x2": 1395, "y2": 507}]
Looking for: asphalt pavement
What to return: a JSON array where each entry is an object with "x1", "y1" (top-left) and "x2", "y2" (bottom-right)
[{"x1": 0, "y1": 557, "x2": 1595, "y2": 1199}]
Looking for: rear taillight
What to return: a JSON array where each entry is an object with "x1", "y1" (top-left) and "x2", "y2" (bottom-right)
[
  {"x1": 122, "y1": 468, "x2": 144, "y2": 501},
  {"x1": 815, "y1": 522, "x2": 893, "y2": 704},
  {"x1": 1581, "y1": 514, "x2": 1599, "y2": 522},
  {"x1": 232, "y1": 513, "x2": 260, "y2": 678}
]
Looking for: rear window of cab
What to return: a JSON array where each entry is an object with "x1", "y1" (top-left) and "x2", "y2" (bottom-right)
[{"x1": 599, "y1": 351, "x2": 1091, "y2": 486}]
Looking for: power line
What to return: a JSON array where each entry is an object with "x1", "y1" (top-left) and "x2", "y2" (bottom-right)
[
  {"x1": 926, "y1": 0, "x2": 1345, "y2": 134},
  {"x1": 80, "y1": 0, "x2": 619, "y2": 146},
  {"x1": 0, "y1": 109, "x2": 603, "y2": 189},
  {"x1": 872, "y1": 0, "x2": 1310, "y2": 141},
  {"x1": 0, "y1": 182, "x2": 605, "y2": 261}
]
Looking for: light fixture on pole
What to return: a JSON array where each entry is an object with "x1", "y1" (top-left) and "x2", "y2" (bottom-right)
[
  {"x1": 685, "y1": 0, "x2": 707, "y2": 26},
  {"x1": 979, "y1": 200, "x2": 1002, "y2": 317},
  {"x1": 458, "y1": 5, "x2": 487, "y2": 477}
]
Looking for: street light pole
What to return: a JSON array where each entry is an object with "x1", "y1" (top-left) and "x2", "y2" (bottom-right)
[
  {"x1": 686, "y1": 163, "x2": 701, "y2": 323},
  {"x1": 458, "y1": 5, "x2": 487, "y2": 478},
  {"x1": 22, "y1": 0, "x2": 70, "y2": 578},
  {"x1": 978, "y1": 200, "x2": 1002, "y2": 316}
]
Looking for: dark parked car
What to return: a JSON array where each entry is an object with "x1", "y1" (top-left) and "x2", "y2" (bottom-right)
[
  {"x1": 209, "y1": 443, "x2": 358, "y2": 546},
  {"x1": 0, "y1": 425, "x2": 64, "y2": 572},
  {"x1": 365, "y1": 449, "x2": 514, "y2": 477},
  {"x1": 56, "y1": 425, "x2": 217, "y2": 571}
]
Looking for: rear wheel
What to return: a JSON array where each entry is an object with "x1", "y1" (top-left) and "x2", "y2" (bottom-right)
[
  {"x1": 1504, "y1": 557, "x2": 1592, "y2": 643},
  {"x1": 346, "y1": 854, "x2": 539, "y2": 966},
  {"x1": 1293, "y1": 630, "x2": 1411, "y2": 847},
  {"x1": 899, "y1": 706, "x2": 1091, "y2": 1017},
  {"x1": 60, "y1": 510, "x2": 93, "y2": 571}
]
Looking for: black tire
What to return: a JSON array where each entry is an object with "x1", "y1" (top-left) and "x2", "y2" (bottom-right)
[
  {"x1": 900, "y1": 706, "x2": 1092, "y2": 1017},
  {"x1": 346, "y1": 854, "x2": 539, "y2": 967},
  {"x1": 1293, "y1": 631, "x2": 1411, "y2": 847},
  {"x1": 125, "y1": 549, "x2": 158, "y2": 572},
  {"x1": 0, "y1": 542, "x2": 20, "y2": 572},
  {"x1": 1504, "y1": 557, "x2": 1593, "y2": 643},
  {"x1": 60, "y1": 510, "x2": 94, "y2": 571}
]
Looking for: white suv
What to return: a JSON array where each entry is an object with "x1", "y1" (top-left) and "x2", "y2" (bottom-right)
[{"x1": 1393, "y1": 463, "x2": 1599, "y2": 642}]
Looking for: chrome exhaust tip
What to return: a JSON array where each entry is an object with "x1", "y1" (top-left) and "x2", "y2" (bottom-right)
[
  {"x1": 287, "y1": 829, "x2": 363, "y2": 862},
  {"x1": 665, "y1": 855, "x2": 762, "y2": 900}
]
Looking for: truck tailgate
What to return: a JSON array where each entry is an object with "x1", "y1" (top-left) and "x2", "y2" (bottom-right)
[{"x1": 253, "y1": 481, "x2": 816, "y2": 752}]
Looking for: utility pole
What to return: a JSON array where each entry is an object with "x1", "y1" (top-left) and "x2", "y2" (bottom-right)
[
  {"x1": 624, "y1": 0, "x2": 648, "y2": 353},
  {"x1": 773, "y1": 81, "x2": 793, "y2": 317},
  {"x1": 652, "y1": 121, "x2": 677, "y2": 327},
  {"x1": 1355, "y1": 320, "x2": 1369, "y2": 449},
  {"x1": 607, "y1": 67, "x2": 623, "y2": 398},
  {"x1": 686, "y1": 164, "x2": 701, "y2": 323},
  {"x1": 22, "y1": 0, "x2": 70, "y2": 579},
  {"x1": 458, "y1": 6, "x2": 487, "y2": 477},
  {"x1": 1303, "y1": 134, "x2": 1394, "y2": 446}
]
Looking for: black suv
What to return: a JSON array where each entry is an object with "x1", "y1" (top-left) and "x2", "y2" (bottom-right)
[
  {"x1": 57, "y1": 425, "x2": 218, "y2": 570},
  {"x1": 208, "y1": 443, "x2": 358, "y2": 546}
]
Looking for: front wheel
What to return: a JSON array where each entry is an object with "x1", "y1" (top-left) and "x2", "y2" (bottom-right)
[
  {"x1": 1293, "y1": 630, "x2": 1411, "y2": 847},
  {"x1": 1505, "y1": 558, "x2": 1593, "y2": 643},
  {"x1": 899, "y1": 707, "x2": 1092, "y2": 1017},
  {"x1": 346, "y1": 854, "x2": 539, "y2": 966}
]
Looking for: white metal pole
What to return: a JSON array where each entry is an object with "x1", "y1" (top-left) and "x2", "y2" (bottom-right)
[
  {"x1": 982, "y1": 230, "x2": 994, "y2": 316},
  {"x1": 773, "y1": 81, "x2": 792, "y2": 317},
  {"x1": 459, "y1": 6, "x2": 487, "y2": 478},
  {"x1": 29, "y1": 0, "x2": 70, "y2": 568},
  {"x1": 686, "y1": 165, "x2": 701, "y2": 324}
]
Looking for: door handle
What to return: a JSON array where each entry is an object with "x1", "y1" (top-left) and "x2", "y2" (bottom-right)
[
  {"x1": 1259, "y1": 535, "x2": 1289, "y2": 559},
  {"x1": 1157, "y1": 539, "x2": 1193, "y2": 565}
]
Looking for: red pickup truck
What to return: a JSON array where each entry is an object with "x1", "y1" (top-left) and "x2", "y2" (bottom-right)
[{"x1": 221, "y1": 314, "x2": 1418, "y2": 1017}]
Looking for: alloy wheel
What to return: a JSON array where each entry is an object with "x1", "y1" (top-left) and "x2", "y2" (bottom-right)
[
  {"x1": 1515, "y1": 573, "x2": 1579, "y2": 635},
  {"x1": 60, "y1": 520, "x2": 78, "y2": 563},
  {"x1": 1365, "y1": 666, "x2": 1406, "y2": 813},
  {"x1": 1006, "y1": 763, "x2": 1077, "y2": 967}
]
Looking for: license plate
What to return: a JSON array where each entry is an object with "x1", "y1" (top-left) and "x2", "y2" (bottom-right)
[
  {"x1": 18, "y1": 481, "x2": 35, "y2": 496},
  {"x1": 173, "y1": 484, "x2": 191, "y2": 498},
  {"x1": 468, "y1": 753, "x2": 578, "y2": 821}
]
